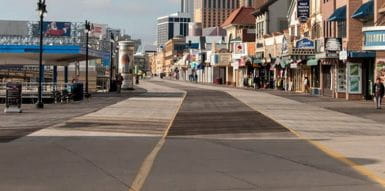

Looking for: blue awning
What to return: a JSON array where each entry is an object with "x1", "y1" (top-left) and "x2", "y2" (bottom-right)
[
  {"x1": 329, "y1": 6, "x2": 346, "y2": 22},
  {"x1": 348, "y1": 51, "x2": 376, "y2": 58},
  {"x1": 352, "y1": 0, "x2": 374, "y2": 20}
]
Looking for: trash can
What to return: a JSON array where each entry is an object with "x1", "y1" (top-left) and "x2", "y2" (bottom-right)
[{"x1": 71, "y1": 83, "x2": 84, "y2": 101}]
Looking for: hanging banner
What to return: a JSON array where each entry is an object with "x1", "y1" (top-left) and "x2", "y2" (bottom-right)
[{"x1": 297, "y1": 0, "x2": 310, "y2": 23}]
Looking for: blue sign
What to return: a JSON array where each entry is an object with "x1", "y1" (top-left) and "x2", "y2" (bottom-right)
[
  {"x1": 297, "y1": 0, "x2": 310, "y2": 22},
  {"x1": 363, "y1": 28, "x2": 385, "y2": 50},
  {"x1": 296, "y1": 38, "x2": 315, "y2": 49}
]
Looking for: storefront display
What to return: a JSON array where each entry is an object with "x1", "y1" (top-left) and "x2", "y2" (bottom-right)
[
  {"x1": 347, "y1": 62, "x2": 362, "y2": 94},
  {"x1": 337, "y1": 64, "x2": 346, "y2": 92}
]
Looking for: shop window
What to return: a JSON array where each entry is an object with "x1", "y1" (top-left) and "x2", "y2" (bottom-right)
[{"x1": 337, "y1": 21, "x2": 346, "y2": 38}]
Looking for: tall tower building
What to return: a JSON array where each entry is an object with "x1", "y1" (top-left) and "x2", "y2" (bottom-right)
[
  {"x1": 157, "y1": 12, "x2": 191, "y2": 48},
  {"x1": 181, "y1": 0, "x2": 194, "y2": 20},
  {"x1": 194, "y1": 0, "x2": 241, "y2": 28}
]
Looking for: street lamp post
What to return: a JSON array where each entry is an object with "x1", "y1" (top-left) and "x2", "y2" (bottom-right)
[
  {"x1": 85, "y1": 20, "x2": 92, "y2": 97},
  {"x1": 36, "y1": 0, "x2": 47, "y2": 109},
  {"x1": 109, "y1": 32, "x2": 115, "y2": 92}
]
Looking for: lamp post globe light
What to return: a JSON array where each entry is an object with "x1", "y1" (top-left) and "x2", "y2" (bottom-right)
[
  {"x1": 36, "y1": 0, "x2": 47, "y2": 109},
  {"x1": 84, "y1": 20, "x2": 92, "y2": 97}
]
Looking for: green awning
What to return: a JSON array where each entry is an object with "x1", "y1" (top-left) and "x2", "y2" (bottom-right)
[{"x1": 307, "y1": 59, "x2": 319, "y2": 66}]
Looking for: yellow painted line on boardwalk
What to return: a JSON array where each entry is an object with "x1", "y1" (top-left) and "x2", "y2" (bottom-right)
[
  {"x1": 288, "y1": 128, "x2": 385, "y2": 187},
  {"x1": 233, "y1": 92, "x2": 385, "y2": 188},
  {"x1": 128, "y1": 92, "x2": 187, "y2": 191}
]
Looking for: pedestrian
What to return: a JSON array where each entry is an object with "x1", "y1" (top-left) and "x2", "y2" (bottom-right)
[
  {"x1": 373, "y1": 77, "x2": 385, "y2": 109},
  {"x1": 304, "y1": 76, "x2": 310, "y2": 95},
  {"x1": 116, "y1": 73, "x2": 123, "y2": 93}
]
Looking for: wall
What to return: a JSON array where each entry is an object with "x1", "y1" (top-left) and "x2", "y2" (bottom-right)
[{"x1": 268, "y1": 0, "x2": 290, "y2": 33}]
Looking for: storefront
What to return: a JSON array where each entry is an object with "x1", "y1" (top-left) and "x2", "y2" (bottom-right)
[
  {"x1": 212, "y1": 53, "x2": 232, "y2": 85},
  {"x1": 345, "y1": 51, "x2": 375, "y2": 100},
  {"x1": 285, "y1": 39, "x2": 316, "y2": 92}
]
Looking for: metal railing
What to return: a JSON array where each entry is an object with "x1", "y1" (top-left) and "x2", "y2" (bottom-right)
[{"x1": 0, "y1": 82, "x2": 73, "y2": 98}]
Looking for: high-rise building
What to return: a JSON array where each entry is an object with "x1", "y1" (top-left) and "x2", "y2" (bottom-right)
[
  {"x1": 157, "y1": 12, "x2": 191, "y2": 48},
  {"x1": 181, "y1": 0, "x2": 194, "y2": 20},
  {"x1": 194, "y1": 0, "x2": 241, "y2": 28}
]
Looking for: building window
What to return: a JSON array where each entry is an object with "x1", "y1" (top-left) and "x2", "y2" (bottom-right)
[{"x1": 337, "y1": 21, "x2": 346, "y2": 38}]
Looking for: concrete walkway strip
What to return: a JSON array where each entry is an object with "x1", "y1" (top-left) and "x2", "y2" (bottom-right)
[
  {"x1": 128, "y1": 87, "x2": 187, "y2": 191},
  {"x1": 28, "y1": 81, "x2": 184, "y2": 137},
  {"x1": 164, "y1": 80, "x2": 385, "y2": 188}
]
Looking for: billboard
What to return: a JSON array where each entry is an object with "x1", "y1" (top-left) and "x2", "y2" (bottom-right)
[
  {"x1": 33, "y1": 21, "x2": 71, "y2": 37},
  {"x1": 90, "y1": 24, "x2": 107, "y2": 39}
]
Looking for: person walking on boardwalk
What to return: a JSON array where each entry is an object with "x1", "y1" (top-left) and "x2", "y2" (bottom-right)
[
  {"x1": 116, "y1": 73, "x2": 124, "y2": 94},
  {"x1": 373, "y1": 77, "x2": 385, "y2": 109}
]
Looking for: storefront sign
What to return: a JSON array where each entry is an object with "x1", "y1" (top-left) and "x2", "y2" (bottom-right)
[
  {"x1": 363, "y1": 26, "x2": 385, "y2": 50},
  {"x1": 297, "y1": 0, "x2": 310, "y2": 22},
  {"x1": 347, "y1": 62, "x2": 362, "y2": 94},
  {"x1": 4, "y1": 83, "x2": 22, "y2": 113},
  {"x1": 325, "y1": 38, "x2": 342, "y2": 52},
  {"x1": 296, "y1": 38, "x2": 315, "y2": 49},
  {"x1": 233, "y1": 42, "x2": 246, "y2": 55},
  {"x1": 33, "y1": 21, "x2": 72, "y2": 37},
  {"x1": 218, "y1": 53, "x2": 232, "y2": 66},
  {"x1": 339, "y1": 50, "x2": 348, "y2": 60}
]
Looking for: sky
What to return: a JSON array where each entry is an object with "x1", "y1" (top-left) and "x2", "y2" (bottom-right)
[{"x1": 0, "y1": 0, "x2": 180, "y2": 49}]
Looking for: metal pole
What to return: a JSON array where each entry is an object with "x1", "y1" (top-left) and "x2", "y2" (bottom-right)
[
  {"x1": 36, "y1": 9, "x2": 44, "y2": 109},
  {"x1": 85, "y1": 28, "x2": 89, "y2": 96},
  {"x1": 109, "y1": 36, "x2": 114, "y2": 92}
]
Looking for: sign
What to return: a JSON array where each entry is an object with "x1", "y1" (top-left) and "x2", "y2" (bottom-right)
[
  {"x1": 90, "y1": 24, "x2": 107, "y2": 39},
  {"x1": 363, "y1": 26, "x2": 385, "y2": 50},
  {"x1": 296, "y1": 38, "x2": 315, "y2": 49},
  {"x1": 325, "y1": 38, "x2": 342, "y2": 52},
  {"x1": 33, "y1": 21, "x2": 72, "y2": 37},
  {"x1": 347, "y1": 62, "x2": 362, "y2": 94},
  {"x1": 233, "y1": 42, "x2": 246, "y2": 55},
  {"x1": 218, "y1": 53, "x2": 232, "y2": 66},
  {"x1": 297, "y1": 0, "x2": 310, "y2": 22},
  {"x1": 4, "y1": 83, "x2": 22, "y2": 113},
  {"x1": 339, "y1": 50, "x2": 348, "y2": 60}
]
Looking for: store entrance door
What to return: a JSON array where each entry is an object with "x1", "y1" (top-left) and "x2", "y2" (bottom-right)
[{"x1": 322, "y1": 65, "x2": 332, "y2": 97}]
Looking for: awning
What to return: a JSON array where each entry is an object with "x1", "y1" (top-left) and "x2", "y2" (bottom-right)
[
  {"x1": 352, "y1": 0, "x2": 374, "y2": 20},
  {"x1": 329, "y1": 6, "x2": 346, "y2": 22},
  {"x1": 348, "y1": 51, "x2": 376, "y2": 58},
  {"x1": 307, "y1": 59, "x2": 319, "y2": 66}
]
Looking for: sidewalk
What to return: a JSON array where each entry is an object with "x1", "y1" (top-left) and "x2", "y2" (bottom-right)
[
  {"x1": 29, "y1": 81, "x2": 185, "y2": 137},
  {"x1": 164, "y1": 79, "x2": 385, "y2": 183}
]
